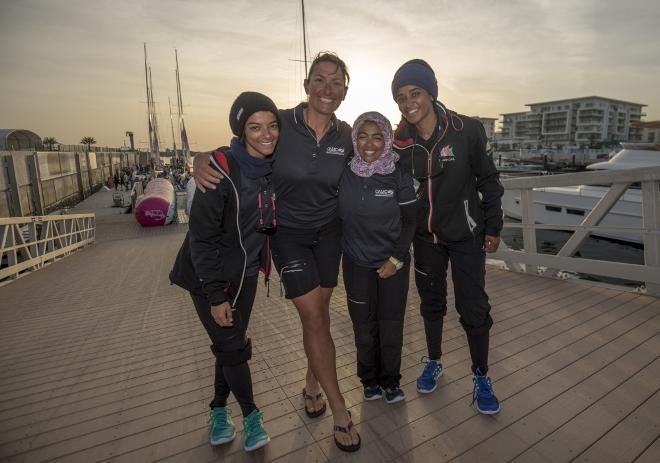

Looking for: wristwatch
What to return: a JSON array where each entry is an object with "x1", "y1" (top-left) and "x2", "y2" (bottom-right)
[{"x1": 388, "y1": 256, "x2": 404, "y2": 271}]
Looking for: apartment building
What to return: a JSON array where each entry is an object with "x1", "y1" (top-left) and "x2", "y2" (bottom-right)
[
  {"x1": 632, "y1": 121, "x2": 660, "y2": 143},
  {"x1": 472, "y1": 116, "x2": 497, "y2": 140},
  {"x1": 498, "y1": 96, "x2": 646, "y2": 148}
]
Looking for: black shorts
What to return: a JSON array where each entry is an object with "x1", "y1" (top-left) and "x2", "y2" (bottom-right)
[{"x1": 271, "y1": 218, "x2": 342, "y2": 299}]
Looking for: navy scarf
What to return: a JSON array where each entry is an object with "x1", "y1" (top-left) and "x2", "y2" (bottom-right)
[{"x1": 230, "y1": 137, "x2": 274, "y2": 179}]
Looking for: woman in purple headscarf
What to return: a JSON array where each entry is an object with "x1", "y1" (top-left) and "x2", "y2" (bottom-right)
[{"x1": 338, "y1": 111, "x2": 417, "y2": 404}]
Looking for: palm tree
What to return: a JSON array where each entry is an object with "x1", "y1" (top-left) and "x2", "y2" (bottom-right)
[
  {"x1": 80, "y1": 136, "x2": 97, "y2": 152},
  {"x1": 42, "y1": 137, "x2": 58, "y2": 151}
]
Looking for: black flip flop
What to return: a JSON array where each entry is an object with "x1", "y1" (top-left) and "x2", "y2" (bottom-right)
[
  {"x1": 302, "y1": 388, "x2": 326, "y2": 418},
  {"x1": 333, "y1": 411, "x2": 361, "y2": 452}
]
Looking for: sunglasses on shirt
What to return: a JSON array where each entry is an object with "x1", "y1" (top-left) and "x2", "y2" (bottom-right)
[{"x1": 255, "y1": 190, "x2": 277, "y2": 235}]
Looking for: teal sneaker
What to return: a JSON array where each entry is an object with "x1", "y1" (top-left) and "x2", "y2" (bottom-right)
[
  {"x1": 243, "y1": 409, "x2": 270, "y2": 451},
  {"x1": 209, "y1": 406, "x2": 236, "y2": 445}
]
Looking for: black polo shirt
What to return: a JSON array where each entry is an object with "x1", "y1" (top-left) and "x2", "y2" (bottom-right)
[
  {"x1": 338, "y1": 166, "x2": 416, "y2": 268},
  {"x1": 272, "y1": 104, "x2": 353, "y2": 228}
]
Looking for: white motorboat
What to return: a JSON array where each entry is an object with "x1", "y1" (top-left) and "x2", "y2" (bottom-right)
[{"x1": 501, "y1": 143, "x2": 660, "y2": 244}]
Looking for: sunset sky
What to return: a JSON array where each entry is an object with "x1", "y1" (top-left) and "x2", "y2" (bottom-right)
[{"x1": 1, "y1": 0, "x2": 659, "y2": 151}]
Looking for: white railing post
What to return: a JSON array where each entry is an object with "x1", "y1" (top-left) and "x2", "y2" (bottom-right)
[
  {"x1": 520, "y1": 188, "x2": 537, "y2": 274},
  {"x1": 641, "y1": 179, "x2": 660, "y2": 296}
]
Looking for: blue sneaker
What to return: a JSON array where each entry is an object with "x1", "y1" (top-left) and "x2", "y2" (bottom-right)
[
  {"x1": 472, "y1": 371, "x2": 501, "y2": 414},
  {"x1": 363, "y1": 385, "x2": 383, "y2": 401},
  {"x1": 209, "y1": 406, "x2": 236, "y2": 445},
  {"x1": 416, "y1": 358, "x2": 443, "y2": 393},
  {"x1": 243, "y1": 409, "x2": 270, "y2": 451}
]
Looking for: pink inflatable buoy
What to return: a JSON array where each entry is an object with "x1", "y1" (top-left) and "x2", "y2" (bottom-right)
[{"x1": 134, "y1": 178, "x2": 176, "y2": 227}]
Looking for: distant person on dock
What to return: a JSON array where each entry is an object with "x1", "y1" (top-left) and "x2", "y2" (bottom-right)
[
  {"x1": 339, "y1": 111, "x2": 416, "y2": 404},
  {"x1": 391, "y1": 59, "x2": 504, "y2": 414},
  {"x1": 169, "y1": 92, "x2": 278, "y2": 452},
  {"x1": 192, "y1": 52, "x2": 361, "y2": 452}
]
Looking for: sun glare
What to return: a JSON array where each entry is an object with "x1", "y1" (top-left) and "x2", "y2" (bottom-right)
[{"x1": 335, "y1": 59, "x2": 401, "y2": 128}]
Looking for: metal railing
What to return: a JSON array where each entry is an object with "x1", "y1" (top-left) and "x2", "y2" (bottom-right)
[
  {"x1": 494, "y1": 166, "x2": 660, "y2": 296},
  {"x1": 0, "y1": 213, "x2": 95, "y2": 285}
]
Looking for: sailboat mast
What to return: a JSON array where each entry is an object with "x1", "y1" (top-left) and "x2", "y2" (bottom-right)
[
  {"x1": 168, "y1": 97, "x2": 177, "y2": 158},
  {"x1": 144, "y1": 43, "x2": 153, "y2": 158},
  {"x1": 175, "y1": 49, "x2": 183, "y2": 116},
  {"x1": 301, "y1": 0, "x2": 308, "y2": 76},
  {"x1": 175, "y1": 48, "x2": 190, "y2": 164},
  {"x1": 148, "y1": 66, "x2": 161, "y2": 165}
]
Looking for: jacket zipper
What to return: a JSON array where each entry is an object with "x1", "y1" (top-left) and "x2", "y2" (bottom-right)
[
  {"x1": 426, "y1": 152, "x2": 436, "y2": 243},
  {"x1": 209, "y1": 156, "x2": 247, "y2": 308},
  {"x1": 395, "y1": 140, "x2": 442, "y2": 244},
  {"x1": 463, "y1": 199, "x2": 477, "y2": 235}
]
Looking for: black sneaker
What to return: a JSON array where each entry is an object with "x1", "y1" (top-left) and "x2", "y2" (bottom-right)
[
  {"x1": 363, "y1": 385, "x2": 383, "y2": 401},
  {"x1": 385, "y1": 386, "x2": 405, "y2": 404}
]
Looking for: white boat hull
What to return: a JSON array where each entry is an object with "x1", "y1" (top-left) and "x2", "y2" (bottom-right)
[{"x1": 502, "y1": 185, "x2": 643, "y2": 244}]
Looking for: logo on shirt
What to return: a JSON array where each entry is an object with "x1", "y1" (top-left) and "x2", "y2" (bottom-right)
[
  {"x1": 325, "y1": 146, "x2": 345, "y2": 156},
  {"x1": 375, "y1": 189, "x2": 394, "y2": 198},
  {"x1": 440, "y1": 145, "x2": 455, "y2": 159}
]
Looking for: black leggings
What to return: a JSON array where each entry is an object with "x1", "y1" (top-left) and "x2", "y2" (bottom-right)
[{"x1": 190, "y1": 275, "x2": 258, "y2": 417}]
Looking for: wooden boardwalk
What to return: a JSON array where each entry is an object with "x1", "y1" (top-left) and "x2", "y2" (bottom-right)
[{"x1": 1, "y1": 188, "x2": 659, "y2": 463}]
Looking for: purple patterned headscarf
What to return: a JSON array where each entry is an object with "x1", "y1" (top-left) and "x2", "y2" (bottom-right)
[{"x1": 349, "y1": 111, "x2": 399, "y2": 178}]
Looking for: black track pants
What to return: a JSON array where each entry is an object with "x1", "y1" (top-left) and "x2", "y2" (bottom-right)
[
  {"x1": 342, "y1": 255, "x2": 409, "y2": 388},
  {"x1": 413, "y1": 236, "x2": 493, "y2": 374}
]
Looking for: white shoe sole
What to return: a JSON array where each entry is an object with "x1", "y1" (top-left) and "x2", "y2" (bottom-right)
[
  {"x1": 385, "y1": 394, "x2": 406, "y2": 404},
  {"x1": 476, "y1": 405, "x2": 501, "y2": 415},
  {"x1": 245, "y1": 436, "x2": 270, "y2": 451},
  {"x1": 210, "y1": 431, "x2": 236, "y2": 445},
  {"x1": 416, "y1": 383, "x2": 438, "y2": 394},
  {"x1": 364, "y1": 394, "x2": 383, "y2": 401}
]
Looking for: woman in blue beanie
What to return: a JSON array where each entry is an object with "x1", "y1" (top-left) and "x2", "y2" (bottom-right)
[{"x1": 391, "y1": 59, "x2": 504, "y2": 414}]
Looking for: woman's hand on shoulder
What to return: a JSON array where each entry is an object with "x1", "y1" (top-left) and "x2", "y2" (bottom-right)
[{"x1": 193, "y1": 153, "x2": 224, "y2": 192}]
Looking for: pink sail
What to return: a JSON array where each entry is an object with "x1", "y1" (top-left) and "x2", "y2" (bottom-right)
[{"x1": 134, "y1": 178, "x2": 176, "y2": 227}]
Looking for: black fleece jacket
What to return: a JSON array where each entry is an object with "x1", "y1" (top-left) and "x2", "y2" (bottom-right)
[
  {"x1": 393, "y1": 103, "x2": 504, "y2": 243},
  {"x1": 169, "y1": 150, "x2": 271, "y2": 306}
]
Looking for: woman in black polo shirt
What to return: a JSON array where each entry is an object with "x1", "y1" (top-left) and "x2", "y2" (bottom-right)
[{"x1": 339, "y1": 111, "x2": 416, "y2": 404}]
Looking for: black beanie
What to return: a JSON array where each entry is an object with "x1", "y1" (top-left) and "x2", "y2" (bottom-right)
[
  {"x1": 391, "y1": 59, "x2": 438, "y2": 101},
  {"x1": 229, "y1": 92, "x2": 280, "y2": 139}
]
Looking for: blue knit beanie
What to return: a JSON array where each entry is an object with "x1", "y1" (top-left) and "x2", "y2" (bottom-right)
[{"x1": 391, "y1": 59, "x2": 438, "y2": 101}]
